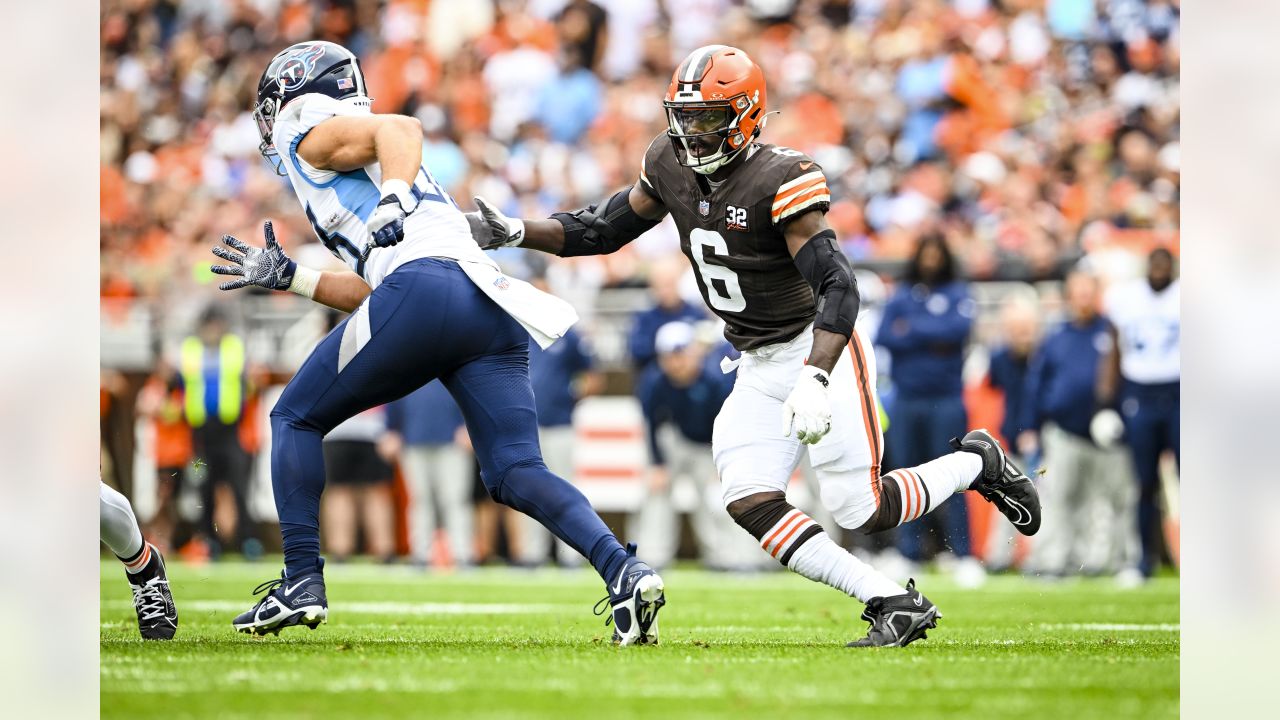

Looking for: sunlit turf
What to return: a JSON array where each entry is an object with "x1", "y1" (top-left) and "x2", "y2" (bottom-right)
[{"x1": 101, "y1": 559, "x2": 1178, "y2": 719}]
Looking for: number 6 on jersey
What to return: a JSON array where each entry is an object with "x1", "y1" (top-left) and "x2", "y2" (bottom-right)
[{"x1": 690, "y1": 228, "x2": 746, "y2": 312}]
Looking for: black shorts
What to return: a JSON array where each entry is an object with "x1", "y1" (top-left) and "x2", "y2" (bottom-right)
[{"x1": 323, "y1": 440, "x2": 393, "y2": 486}]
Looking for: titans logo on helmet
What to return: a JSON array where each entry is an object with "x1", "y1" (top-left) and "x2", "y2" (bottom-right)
[{"x1": 277, "y1": 44, "x2": 327, "y2": 92}]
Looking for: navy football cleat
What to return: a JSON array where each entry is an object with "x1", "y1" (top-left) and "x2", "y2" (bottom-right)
[
  {"x1": 951, "y1": 428, "x2": 1042, "y2": 536},
  {"x1": 128, "y1": 543, "x2": 178, "y2": 640},
  {"x1": 233, "y1": 562, "x2": 328, "y2": 636},
  {"x1": 847, "y1": 578, "x2": 940, "y2": 648},
  {"x1": 594, "y1": 543, "x2": 665, "y2": 646}
]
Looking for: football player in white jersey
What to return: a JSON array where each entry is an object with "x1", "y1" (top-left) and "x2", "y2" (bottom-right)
[
  {"x1": 1099, "y1": 247, "x2": 1180, "y2": 577},
  {"x1": 210, "y1": 41, "x2": 664, "y2": 644}
]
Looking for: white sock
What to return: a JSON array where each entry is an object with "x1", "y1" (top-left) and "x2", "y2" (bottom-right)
[
  {"x1": 886, "y1": 452, "x2": 981, "y2": 522},
  {"x1": 100, "y1": 481, "x2": 145, "y2": 564},
  {"x1": 787, "y1": 531, "x2": 904, "y2": 602}
]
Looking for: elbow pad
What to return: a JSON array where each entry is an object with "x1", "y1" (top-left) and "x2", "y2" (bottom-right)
[
  {"x1": 552, "y1": 185, "x2": 660, "y2": 257},
  {"x1": 794, "y1": 229, "x2": 860, "y2": 338}
]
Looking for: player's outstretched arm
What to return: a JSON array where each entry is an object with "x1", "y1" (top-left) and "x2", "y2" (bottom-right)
[
  {"x1": 467, "y1": 184, "x2": 667, "y2": 256},
  {"x1": 211, "y1": 221, "x2": 371, "y2": 313},
  {"x1": 297, "y1": 114, "x2": 424, "y2": 252}
]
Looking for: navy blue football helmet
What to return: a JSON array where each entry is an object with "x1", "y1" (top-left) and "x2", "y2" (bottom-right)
[{"x1": 254, "y1": 41, "x2": 369, "y2": 175}]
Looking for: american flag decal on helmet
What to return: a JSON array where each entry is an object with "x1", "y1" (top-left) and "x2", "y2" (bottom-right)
[{"x1": 337, "y1": 77, "x2": 354, "y2": 90}]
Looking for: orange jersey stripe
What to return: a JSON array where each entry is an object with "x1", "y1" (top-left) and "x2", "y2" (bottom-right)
[
  {"x1": 772, "y1": 177, "x2": 825, "y2": 208},
  {"x1": 773, "y1": 186, "x2": 831, "y2": 217}
]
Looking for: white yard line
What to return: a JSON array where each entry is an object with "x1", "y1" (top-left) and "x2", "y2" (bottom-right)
[
  {"x1": 102, "y1": 600, "x2": 569, "y2": 615},
  {"x1": 1040, "y1": 623, "x2": 1180, "y2": 632}
]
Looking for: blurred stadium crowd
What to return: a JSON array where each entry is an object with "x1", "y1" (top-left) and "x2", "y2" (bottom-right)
[{"x1": 100, "y1": 0, "x2": 1180, "y2": 582}]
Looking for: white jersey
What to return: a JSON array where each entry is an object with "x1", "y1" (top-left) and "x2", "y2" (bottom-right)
[
  {"x1": 271, "y1": 93, "x2": 578, "y2": 347},
  {"x1": 272, "y1": 93, "x2": 495, "y2": 289},
  {"x1": 1104, "y1": 278, "x2": 1180, "y2": 384}
]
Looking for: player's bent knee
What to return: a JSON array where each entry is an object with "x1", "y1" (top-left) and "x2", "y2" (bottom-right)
[
  {"x1": 487, "y1": 459, "x2": 554, "y2": 508},
  {"x1": 815, "y1": 470, "x2": 876, "y2": 531},
  {"x1": 853, "y1": 474, "x2": 904, "y2": 535}
]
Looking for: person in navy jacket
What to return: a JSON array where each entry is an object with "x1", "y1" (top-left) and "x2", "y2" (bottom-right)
[
  {"x1": 627, "y1": 256, "x2": 706, "y2": 371},
  {"x1": 1020, "y1": 269, "x2": 1138, "y2": 577},
  {"x1": 875, "y1": 234, "x2": 980, "y2": 574}
]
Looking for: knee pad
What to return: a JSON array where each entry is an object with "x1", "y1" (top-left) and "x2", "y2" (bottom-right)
[{"x1": 814, "y1": 465, "x2": 880, "y2": 531}]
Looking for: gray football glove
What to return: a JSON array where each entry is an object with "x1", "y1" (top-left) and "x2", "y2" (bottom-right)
[
  {"x1": 210, "y1": 221, "x2": 298, "y2": 292},
  {"x1": 464, "y1": 196, "x2": 525, "y2": 250}
]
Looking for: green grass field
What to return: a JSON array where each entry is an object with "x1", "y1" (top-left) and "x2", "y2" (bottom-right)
[{"x1": 100, "y1": 559, "x2": 1178, "y2": 719}]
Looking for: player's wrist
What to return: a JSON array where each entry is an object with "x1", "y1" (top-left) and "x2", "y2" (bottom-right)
[
  {"x1": 502, "y1": 215, "x2": 526, "y2": 247},
  {"x1": 379, "y1": 179, "x2": 416, "y2": 212},
  {"x1": 803, "y1": 366, "x2": 831, "y2": 388},
  {"x1": 287, "y1": 264, "x2": 320, "y2": 299}
]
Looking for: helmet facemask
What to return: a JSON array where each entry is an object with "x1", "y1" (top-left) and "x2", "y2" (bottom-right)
[
  {"x1": 664, "y1": 97, "x2": 754, "y2": 175},
  {"x1": 253, "y1": 91, "x2": 286, "y2": 176}
]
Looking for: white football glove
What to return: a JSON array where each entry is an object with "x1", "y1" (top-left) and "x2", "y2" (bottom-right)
[
  {"x1": 364, "y1": 179, "x2": 418, "y2": 259},
  {"x1": 465, "y1": 195, "x2": 525, "y2": 250},
  {"x1": 782, "y1": 367, "x2": 833, "y2": 444}
]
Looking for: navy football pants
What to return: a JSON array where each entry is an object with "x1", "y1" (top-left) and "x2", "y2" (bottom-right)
[
  {"x1": 1121, "y1": 380, "x2": 1180, "y2": 576},
  {"x1": 269, "y1": 258, "x2": 627, "y2": 581}
]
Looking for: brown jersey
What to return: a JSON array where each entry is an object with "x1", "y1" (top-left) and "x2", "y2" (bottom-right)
[{"x1": 637, "y1": 133, "x2": 831, "y2": 351}]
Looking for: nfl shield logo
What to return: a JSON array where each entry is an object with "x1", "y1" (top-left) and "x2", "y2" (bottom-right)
[
  {"x1": 698, "y1": 200, "x2": 710, "y2": 216},
  {"x1": 493, "y1": 276, "x2": 510, "y2": 291}
]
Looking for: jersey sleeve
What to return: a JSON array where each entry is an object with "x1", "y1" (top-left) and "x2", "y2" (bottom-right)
[
  {"x1": 637, "y1": 133, "x2": 669, "y2": 201},
  {"x1": 770, "y1": 155, "x2": 831, "y2": 226},
  {"x1": 272, "y1": 93, "x2": 372, "y2": 185}
]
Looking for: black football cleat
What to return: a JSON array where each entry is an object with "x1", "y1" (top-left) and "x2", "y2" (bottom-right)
[
  {"x1": 847, "y1": 578, "x2": 940, "y2": 648},
  {"x1": 593, "y1": 543, "x2": 665, "y2": 646},
  {"x1": 127, "y1": 543, "x2": 178, "y2": 640},
  {"x1": 233, "y1": 561, "x2": 328, "y2": 636},
  {"x1": 951, "y1": 428, "x2": 1042, "y2": 536}
]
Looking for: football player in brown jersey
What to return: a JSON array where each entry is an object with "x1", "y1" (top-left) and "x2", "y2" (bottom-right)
[{"x1": 466, "y1": 45, "x2": 1041, "y2": 647}]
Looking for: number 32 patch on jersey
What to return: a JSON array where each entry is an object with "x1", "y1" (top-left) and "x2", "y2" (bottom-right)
[{"x1": 726, "y1": 205, "x2": 749, "y2": 231}]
